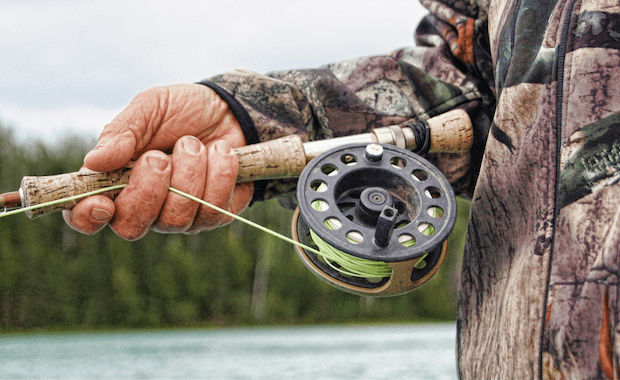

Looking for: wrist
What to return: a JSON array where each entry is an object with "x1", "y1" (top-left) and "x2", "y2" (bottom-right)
[
  {"x1": 196, "y1": 81, "x2": 260, "y2": 145},
  {"x1": 196, "y1": 80, "x2": 266, "y2": 204}
]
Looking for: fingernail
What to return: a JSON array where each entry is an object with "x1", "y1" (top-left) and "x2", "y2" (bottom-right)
[
  {"x1": 214, "y1": 140, "x2": 232, "y2": 154},
  {"x1": 84, "y1": 139, "x2": 107, "y2": 162},
  {"x1": 91, "y1": 208, "x2": 112, "y2": 221},
  {"x1": 147, "y1": 153, "x2": 169, "y2": 171},
  {"x1": 182, "y1": 136, "x2": 202, "y2": 154}
]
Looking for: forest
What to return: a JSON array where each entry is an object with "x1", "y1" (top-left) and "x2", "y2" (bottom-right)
[{"x1": 0, "y1": 121, "x2": 470, "y2": 331}]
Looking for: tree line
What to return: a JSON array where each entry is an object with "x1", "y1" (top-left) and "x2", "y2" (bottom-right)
[{"x1": 0, "y1": 122, "x2": 470, "y2": 331}]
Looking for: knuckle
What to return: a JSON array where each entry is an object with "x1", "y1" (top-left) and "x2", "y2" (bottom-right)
[
  {"x1": 154, "y1": 214, "x2": 193, "y2": 233},
  {"x1": 217, "y1": 165, "x2": 237, "y2": 181},
  {"x1": 193, "y1": 206, "x2": 225, "y2": 231},
  {"x1": 114, "y1": 224, "x2": 148, "y2": 241}
]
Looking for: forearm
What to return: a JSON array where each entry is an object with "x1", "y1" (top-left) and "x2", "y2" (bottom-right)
[{"x1": 204, "y1": 11, "x2": 494, "y2": 201}]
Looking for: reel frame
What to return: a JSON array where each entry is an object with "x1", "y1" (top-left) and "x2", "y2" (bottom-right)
[{"x1": 292, "y1": 143, "x2": 457, "y2": 297}]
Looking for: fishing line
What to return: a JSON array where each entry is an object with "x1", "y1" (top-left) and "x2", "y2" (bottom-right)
[
  {"x1": 309, "y1": 186, "x2": 393, "y2": 281},
  {"x1": 166, "y1": 187, "x2": 323, "y2": 257},
  {"x1": 309, "y1": 229, "x2": 392, "y2": 280},
  {"x1": 169, "y1": 188, "x2": 391, "y2": 280},
  {"x1": 0, "y1": 184, "x2": 320, "y2": 253},
  {"x1": 0, "y1": 184, "x2": 388, "y2": 280},
  {"x1": 175, "y1": 189, "x2": 402, "y2": 280},
  {"x1": 0, "y1": 185, "x2": 127, "y2": 218}
]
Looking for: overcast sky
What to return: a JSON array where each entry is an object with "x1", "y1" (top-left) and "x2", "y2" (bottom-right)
[{"x1": 0, "y1": 0, "x2": 427, "y2": 144}]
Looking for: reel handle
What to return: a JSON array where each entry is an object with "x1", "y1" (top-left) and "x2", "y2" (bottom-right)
[{"x1": 19, "y1": 109, "x2": 472, "y2": 218}]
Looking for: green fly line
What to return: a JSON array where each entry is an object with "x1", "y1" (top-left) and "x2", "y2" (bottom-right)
[
  {"x1": 309, "y1": 195, "x2": 393, "y2": 281},
  {"x1": 0, "y1": 184, "x2": 323, "y2": 257},
  {"x1": 0, "y1": 184, "x2": 128, "y2": 218},
  {"x1": 308, "y1": 183, "x2": 433, "y2": 280},
  {"x1": 0, "y1": 184, "x2": 432, "y2": 281}
]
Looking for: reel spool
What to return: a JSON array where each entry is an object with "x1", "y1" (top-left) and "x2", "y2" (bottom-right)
[{"x1": 292, "y1": 143, "x2": 457, "y2": 297}]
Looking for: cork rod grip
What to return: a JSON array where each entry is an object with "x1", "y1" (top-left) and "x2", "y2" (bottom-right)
[
  {"x1": 20, "y1": 135, "x2": 307, "y2": 218},
  {"x1": 21, "y1": 166, "x2": 133, "y2": 218},
  {"x1": 234, "y1": 134, "x2": 306, "y2": 182},
  {"x1": 426, "y1": 109, "x2": 473, "y2": 153}
]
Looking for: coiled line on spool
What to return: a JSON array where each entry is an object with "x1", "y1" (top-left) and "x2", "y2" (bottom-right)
[{"x1": 306, "y1": 184, "x2": 435, "y2": 283}]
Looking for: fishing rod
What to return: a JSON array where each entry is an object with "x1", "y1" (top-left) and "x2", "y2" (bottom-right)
[{"x1": 0, "y1": 109, "x2": 473, "y2": 297}]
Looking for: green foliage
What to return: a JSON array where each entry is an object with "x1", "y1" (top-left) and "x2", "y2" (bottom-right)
[{"x1": 0, "y1": 122, "x2": 471, "y2": 331}]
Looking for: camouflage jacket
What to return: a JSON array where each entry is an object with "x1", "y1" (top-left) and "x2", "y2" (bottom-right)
[{"x1": 206, "y1": 0, "x2": 620, "y2": 378}]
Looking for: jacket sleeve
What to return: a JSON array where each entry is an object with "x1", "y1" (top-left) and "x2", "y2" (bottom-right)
[{"x1": 204, "y1": 0, "x2": 495, "y2": 204}]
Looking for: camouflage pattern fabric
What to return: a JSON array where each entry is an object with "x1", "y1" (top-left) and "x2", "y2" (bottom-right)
[
  {"x1": 207, "y1": 0, "x2": 620, "y2": 378},
  {"x1": 459, "y1": 0, "x2": 620, "y2": 378}
]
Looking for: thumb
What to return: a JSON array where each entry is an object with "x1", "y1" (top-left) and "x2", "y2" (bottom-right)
[
  {"x1": 83, "y1": 129, "x2": 137, "y2": 172},
  {"x1": 84, "y1": 88, "x2": 165, "y2": 172}
]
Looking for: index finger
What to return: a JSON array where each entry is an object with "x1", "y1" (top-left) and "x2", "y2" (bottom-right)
[{"x1": 109, "y1": 151, "x2": 172, "y2": 240}]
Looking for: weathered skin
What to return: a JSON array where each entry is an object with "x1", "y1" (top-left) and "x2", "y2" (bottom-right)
[
  {"x1": 207, "y1": 1, "x2": 620, "y2": 378},
  {"x1": 64, "y1": 84, "x2": 253, "y2": 239}
]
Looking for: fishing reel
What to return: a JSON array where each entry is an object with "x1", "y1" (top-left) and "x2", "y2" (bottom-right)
[{"x1": 292, "y1": 143, "x2": 457, "y2": 297}]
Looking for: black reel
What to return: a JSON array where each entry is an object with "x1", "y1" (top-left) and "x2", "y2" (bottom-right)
[{"x1": 291, "y1": 143, "x2": 457, "y2": 297}]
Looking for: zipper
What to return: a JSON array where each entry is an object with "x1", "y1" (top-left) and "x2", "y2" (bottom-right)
[
  {"x1": 509, "y1": 0, "x2": 524, "y2": 54},
  {"x1": 540, "y1": 0, "x2": 580, "y2": 377}
]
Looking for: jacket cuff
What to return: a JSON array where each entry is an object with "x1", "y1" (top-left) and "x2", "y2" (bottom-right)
[{"x1": 196, "y1": 80, "x2": 267, "y2": 204}]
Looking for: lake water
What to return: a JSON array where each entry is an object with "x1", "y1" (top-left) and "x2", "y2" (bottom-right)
[{"x1": 0, "y1": 323, "x2": 457, "y2": 379}]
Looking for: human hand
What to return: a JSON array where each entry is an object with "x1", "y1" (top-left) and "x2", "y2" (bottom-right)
[{"x1": 63, "y1": 84, "x2": 254, "y2": 240}]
